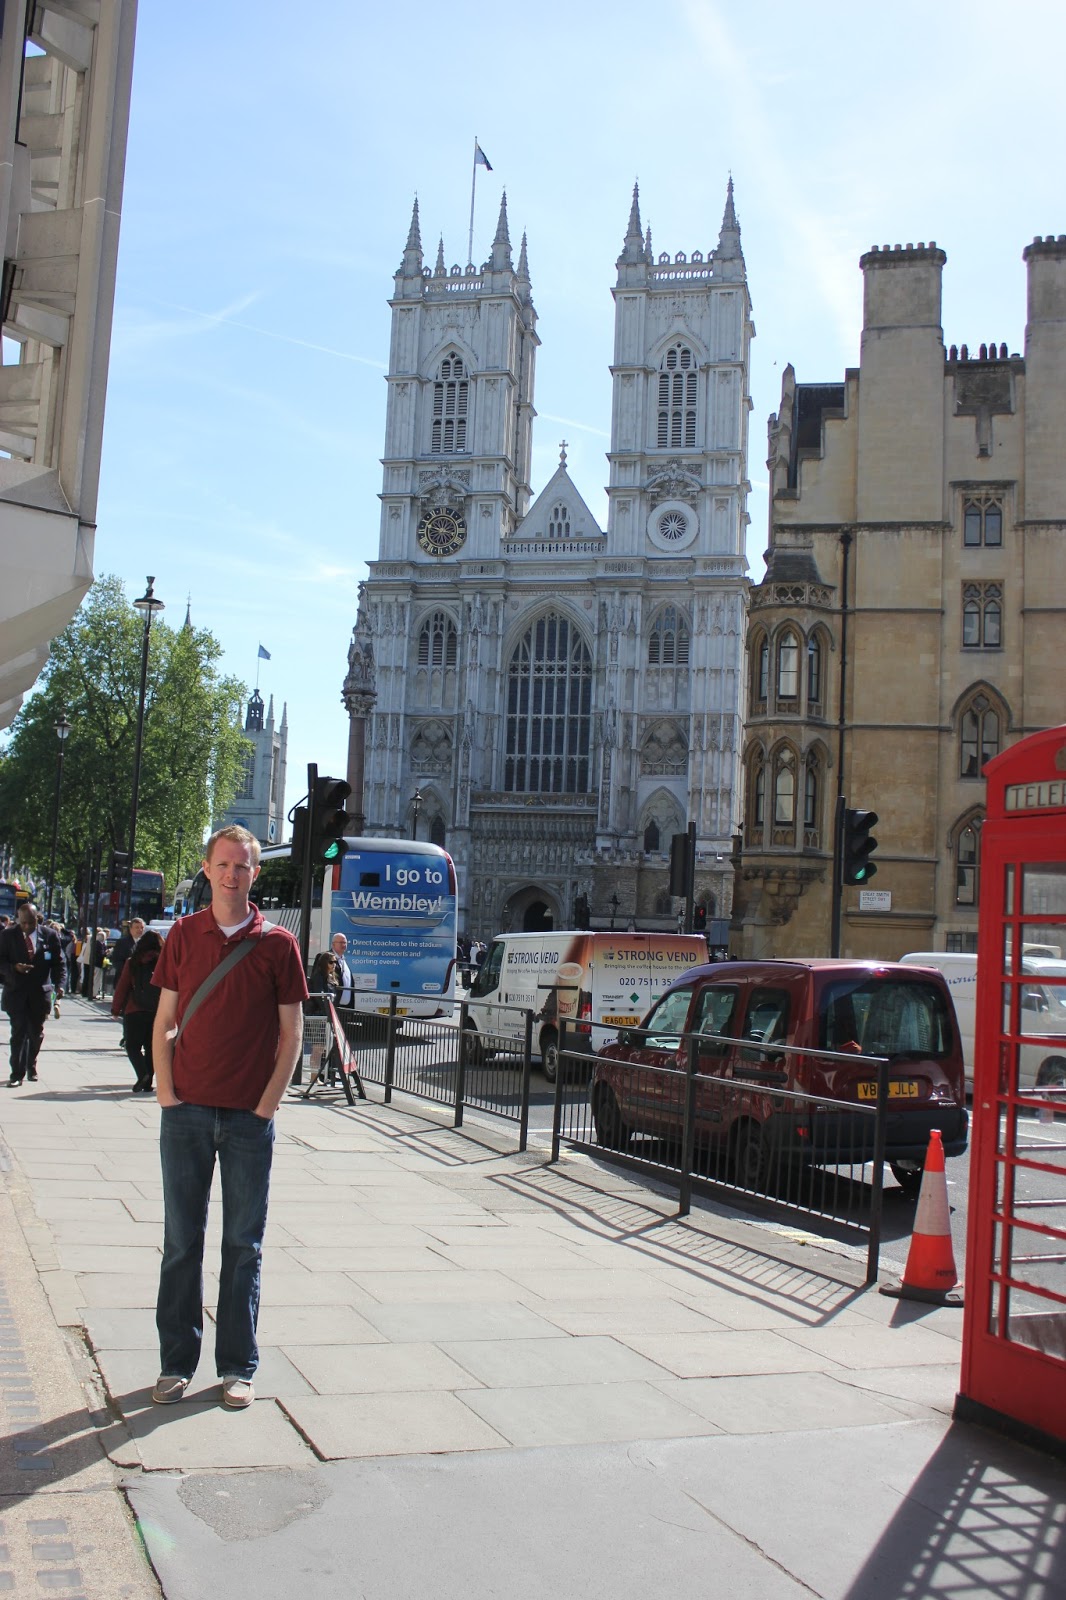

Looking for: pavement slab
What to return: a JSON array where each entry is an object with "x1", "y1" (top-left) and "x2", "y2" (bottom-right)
[{"x1": 5, "y1": 999, "x2": 1066, "y2": 1600}]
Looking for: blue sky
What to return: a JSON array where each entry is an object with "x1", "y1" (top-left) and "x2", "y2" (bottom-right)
[{"x1": 95, "y1": 0, "x2": 1062, "y2": 833}]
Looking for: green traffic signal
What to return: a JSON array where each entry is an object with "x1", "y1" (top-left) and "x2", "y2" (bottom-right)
[{"x1": 842, "y1": 807, "x2": 879, "y2": 886}]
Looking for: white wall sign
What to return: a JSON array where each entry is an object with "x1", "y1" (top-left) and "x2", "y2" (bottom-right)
[{"x1": 859, "y1": 889, "x2": 892, "y2": 910}]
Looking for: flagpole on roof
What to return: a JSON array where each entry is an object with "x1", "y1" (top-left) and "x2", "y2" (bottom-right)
[{"x1": 467, "y1": 138, "x2": 478, "y2": 270}]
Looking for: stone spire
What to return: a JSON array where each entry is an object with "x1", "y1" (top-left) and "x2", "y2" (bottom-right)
[
  {"x1": 618, "y1": 181, "x2": 645, "y2": 266},
  {"x1": 434, "y1": 236, "x2": 446, "y2": 276},
  {"x1": 182, "y1": 593, "x2": 193, "y2": 631},
  {"x1": 644, "y1": 223, "x2": 653, "y2": 262},
  {"x1": 516, "y1": 229, "x2": 532, "y2": 304},
  {"x1": 399, "y1": 196, "x2": 423, "y2": 276},
  {"x1": 490, "y1": 191, "x2": 512, "y2": 270},
  {"x1": 714, "y1": 176, "x2": 744, "y2": 278}
]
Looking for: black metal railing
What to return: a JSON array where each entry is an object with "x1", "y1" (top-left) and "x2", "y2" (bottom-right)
[
  {"x1": 307, "y1": 993, "x2": 537, "y2": 1149},
  {"x1": 549, "y1": 1023, "x2": 892, "y2": 1284}
]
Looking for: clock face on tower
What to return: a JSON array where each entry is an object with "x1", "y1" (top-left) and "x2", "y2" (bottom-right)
[{"x1": 417, "y1": 504, "x2": 467, "y2": 557}]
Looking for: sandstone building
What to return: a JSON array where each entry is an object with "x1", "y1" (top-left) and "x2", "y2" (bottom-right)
[
  {"x1": 737, "y1": 235, "x2": 1066, "y2": 957},
  {"x1": 345, "y1": 184, "x2": 752, "y2": 938}
]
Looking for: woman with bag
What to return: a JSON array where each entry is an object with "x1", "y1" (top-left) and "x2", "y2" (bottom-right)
[{"x1": 111, "y1": 929, "x2": 164, "y2": 1092}]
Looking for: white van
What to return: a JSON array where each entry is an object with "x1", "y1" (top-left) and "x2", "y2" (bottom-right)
[
  {"x1": 901, "y1": 951, "x2": 1066, "y2": 1092},
  {"x1": 464, "y1": 931, "x2": 708, "y2": 1081}
]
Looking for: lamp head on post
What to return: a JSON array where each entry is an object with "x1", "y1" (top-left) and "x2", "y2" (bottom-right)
[
  {"x1": 55, "y1": 712, "x2": 71, "y2": 744},
  {"x1": 133, "y1": 575, "x2": 165, "y2": 625},
  {"x1": 410, "y1": 786, "x2": 424, "y2": 841}
]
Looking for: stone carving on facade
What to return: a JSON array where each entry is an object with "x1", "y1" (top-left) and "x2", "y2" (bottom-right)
[
  {"x1": 741, "y1": 863, "x2": 823, "y2": 925},
  {"x1": 418, "y1": 468, "x2": 470, "y2": 495},
  {"x1": 640, "y1": 720, "x2": 688, "y2": 775},
  {"x1": 646, "y1": 459, "x2": 702, "y2": 506},
  {"x1": 410, "y1": 719, "x2": 453, "y2": 776},
  {"x1": 342, "y1": 588, "x2": 377, "y2": 714}
]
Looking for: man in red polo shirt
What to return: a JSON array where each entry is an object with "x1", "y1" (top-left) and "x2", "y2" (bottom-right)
[{"x1": 150, "y1": 825, "x2": 307, "y2": 1409}]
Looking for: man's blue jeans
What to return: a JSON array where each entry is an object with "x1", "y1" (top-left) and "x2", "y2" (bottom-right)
[{"x1": 157, "y1": 1103, "x2": 275, "y2": 1380}]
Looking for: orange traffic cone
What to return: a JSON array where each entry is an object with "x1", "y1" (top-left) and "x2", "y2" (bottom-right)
[{"x1": 880, "y1": 1129, "x2": 963, "y2": 1306}]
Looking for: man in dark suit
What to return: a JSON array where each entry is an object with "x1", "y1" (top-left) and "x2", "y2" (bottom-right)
[{"x1": 0, "y1": 902, "x2": 64, "y2": 1086}]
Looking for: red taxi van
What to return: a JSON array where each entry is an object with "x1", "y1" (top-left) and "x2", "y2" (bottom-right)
[{"x1": 590, "y1": 959, "x2": 968, "y2": 1196}]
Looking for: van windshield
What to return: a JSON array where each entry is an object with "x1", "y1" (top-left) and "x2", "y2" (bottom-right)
[{"x1": 821, "y1": 978, "x2": 953, "y2": 1059}]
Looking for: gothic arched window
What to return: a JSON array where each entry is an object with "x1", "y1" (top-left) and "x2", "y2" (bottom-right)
[
  {"x1": 643, "y1": 819, "x2": 661, "y2": 854},
  {"x1": 430, "y1": 815, "x2": 446, "y2": 849},
  {"x1": 648, "y1": 606, "x2": 690, "y2": 666},
  {"x1": 804, "y1": 761, "x2": 818, "y2": 830},
  {"x1": 955, "y1": 818, "x2": 982, "y2": 906},
  {"x1": 417, "y1": 611, "x2": 457, "y2": 669},
  {"x1": 657, "y1": 344, "x2": 698, "y2": 449},
  {"x1": 807, "y1": 635, "x2": 822, "y2": 707},
  {"x1": 751, "y1": 633, "x2": 769, "y2": 705},
  {"x1": 959, "y1": 691, "x2": 1001, "y2": 778},
  {"x1": 431, "y1": 354, "x2": 469, "y2": 455},
  {"x1": 773, "y1": 758, "x2": 796, "y2": 825},
  {"x1": 777, "y1": 630, "x2": 799, "y2": 701},
  {"x1": 548, "y1": 503, "x2": 570, "y2": 538},
  {"x1": 504, "y1": 613, "x2": 592, "y2": 794}
]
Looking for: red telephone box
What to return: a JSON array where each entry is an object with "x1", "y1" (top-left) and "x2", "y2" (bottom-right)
[{"x1": 956, "y1": 724, "x2": 1066, "y2": 1451}]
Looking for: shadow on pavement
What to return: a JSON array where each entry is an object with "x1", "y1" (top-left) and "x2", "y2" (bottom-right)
[{"x1": 843, "y1": 1420, "x2": 1066, "y2": 1600}]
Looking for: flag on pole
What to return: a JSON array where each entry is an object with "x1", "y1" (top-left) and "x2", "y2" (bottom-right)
[
  {"x1": 258, "y1": 644, "x2": 271, "y2": 660},
  {"x1": 474, "y1": 143, "x2": 492, "y2": 172}
]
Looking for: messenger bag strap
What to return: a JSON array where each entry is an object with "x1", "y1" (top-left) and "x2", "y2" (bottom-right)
[{"x1": 175, "y1": 934, "x2": 260, "y2": 1042}]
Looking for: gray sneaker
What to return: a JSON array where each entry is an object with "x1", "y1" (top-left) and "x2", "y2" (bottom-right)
[
  {"x1": 152, "y1": 1374, "x2": 190, "y2": 1405},
  {"x1": 221, "y1": 1376, "x2": 255, "y2": 1409}
]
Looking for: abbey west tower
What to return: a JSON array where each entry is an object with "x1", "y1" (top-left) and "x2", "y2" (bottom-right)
[{"x1": 346, "y1": 184, "x2": 752, "y2": 938}]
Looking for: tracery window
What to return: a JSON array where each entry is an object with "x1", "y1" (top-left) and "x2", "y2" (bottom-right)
[
  {"x1": 656, "y1": 344, "x2": 698, "y2": 449},
  {"x1": 806, "y1": 635, "x2": 822, "y2": 706},
  {"x1": 959, "y1": 692, "x2": 1001, "y2": 778},
  {"x1": 962, "y1": 583, "x2": 1002, "y2": 649},
  {"x1": 548, "y1": 503, "x2": 570, "y2": 538},
  {"x1": 777, "y1": 630, "x2": 799, "y2": 700},
  {"x1": 431, "y1": 354, "x2": 469, "y2": 454},
  {"x1": 504, "y1": 613, "x2": 592, "y2": 794},
  {"x1": 417, "y1": 611, "x2": 458, "y2": 669},
  {"x1": 963, "y1": 497, "x2": 1003, "y2": 548},
  {"x1": 955, "y1": 819, "x2": 981, "y2": 906},
  {"x1": 648, "y1": 606, "x2": 690, "y2": 666}
]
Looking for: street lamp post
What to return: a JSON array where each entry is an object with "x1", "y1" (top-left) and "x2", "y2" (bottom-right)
[
  {"x1": 609, "y1": 892, "x2": 620, "y2": 931},
  {"x1": 174, "y1": 825, "x2": 184, "y2": 893},
  {"x1": 410, "y1": 786, "x2": 423, "y2": 841},
  {"x1": 46, "y1": 712, "x2": 71, "y2": 917},
  {"x1": 126, "y1": 576, "x2": 165, "y2": 921}
]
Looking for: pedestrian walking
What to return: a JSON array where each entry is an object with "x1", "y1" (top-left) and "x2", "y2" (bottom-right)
[
  {"x1": 0, "y1": 902, "x2": 64, "y2": 1085},
  {"x1": 330, "y1": 932, "x2": 355, "y2": 1007},
  {"x1": 111, "y1": 928, "x2": 163, "y2": 1091},
  {"x1": 150, "y1": 825, "x2": 307, "y2": 1410}
]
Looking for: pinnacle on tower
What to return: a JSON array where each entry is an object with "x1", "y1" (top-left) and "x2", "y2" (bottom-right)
[
  {"x1": 490, "y1": 191, "x2": 512, "y2": 269},
  {"x1": 644, "y1": 224, "x2": 653, "y2": 262},
  {"x1": 517, "y1": 230, "x2": 530, "y2": 279},
  {"x1": 618, "y1": 181, "x2": 647, "y2": 268},
  {"x1": 714, "y1": 175, "x2": 744, "y2": 276},
  {"x1": 183, "y1": 594, "x2": 193, "y2": 631},
  {"x1": 434, "y1": 236, "x2": 446, "y2": 276},
  {"x1": 405, "y1": 196, "x2": 422, "y2": 254},
  {"x1": 399, "y1": 196, "x2": 423, "y2": 276}
]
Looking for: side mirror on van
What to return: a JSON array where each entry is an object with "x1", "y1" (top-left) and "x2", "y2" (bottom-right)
[{"x1": 1022, "y1": 988, "x2": 1050, "y2": 1014}]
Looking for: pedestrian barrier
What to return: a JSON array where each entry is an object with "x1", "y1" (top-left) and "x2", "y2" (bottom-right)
[
  {"x1": 298, "y1": 999, "x2": 365, "y2": 1105},
  {"x1": 309, "y1": 993, "x2": 537, "y2": 1149},
  {"x1": 548, "y1": 1024, "x2": 893, "y2": 1284},
  {"x1": 881, "y1": 1128, "x2": 963, "y2": 1305}
]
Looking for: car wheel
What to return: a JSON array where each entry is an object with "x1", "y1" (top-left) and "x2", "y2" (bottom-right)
[
  {"x1": 731, "y1": 1122, "x2": 770, "y2": 1189},
  {"x1": 541, "y1": 1030, "x2": 559, "y2": 1084},
  {"x1": 460, "y1": 1026, "x2": 483, "y2": 1069},
  {"x1": 592, "y1": 1084, "x2": 630, "y2": 1151},
  {"x1": 890, "y1": 1160, "x2": 924, "y2": 1201}
]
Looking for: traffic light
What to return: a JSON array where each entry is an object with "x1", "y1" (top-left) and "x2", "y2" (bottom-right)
[
  {"x1": 693, "y1": 905, "x2": 707, "y2": 932},
  {"x1": 311, "y1": 776, "x2": 352, "y2": 864},
  {"x1": 290, "y1": 805, "x2": 308, "y2": 865},
  {"x1": 842, "y1": 808, "x2": 879, "y2": 885},
  {"x1": 669, "y1": 832, "x2": 691, "y2": 897},
  {"x1": 108, "y1": 849, "x2": 130, "y2": 912}
]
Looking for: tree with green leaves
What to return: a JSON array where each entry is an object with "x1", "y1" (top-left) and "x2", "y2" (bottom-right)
[{"x1": 0, "y1": 575, "x2": 248, "y2": 902}]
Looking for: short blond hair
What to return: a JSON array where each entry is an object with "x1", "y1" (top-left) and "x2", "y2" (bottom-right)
[{"x1": 205, "y1": 825, "x2": 261, "y2": 866}]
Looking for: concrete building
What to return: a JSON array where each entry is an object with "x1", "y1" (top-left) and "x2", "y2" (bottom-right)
[
  {"x1": 0, "y1": 0, "x2": 137, "y2": 728},
  {"x1": 737, "y1": 235, "x2": 1066, "y2": 958},
  {"x1": 345, "y1": 183, "x2": 752, "y2": 939},
  {"x1": 214, "y1": 690, "x2": 288, "y2": 847}
]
